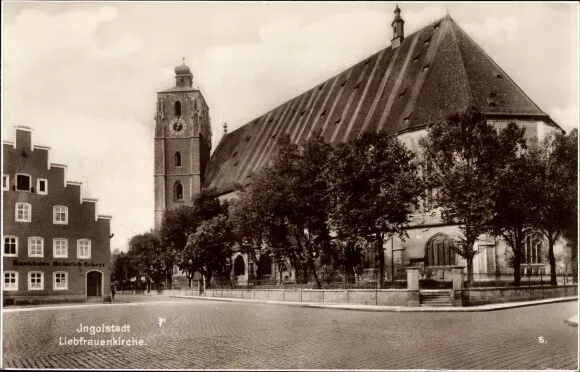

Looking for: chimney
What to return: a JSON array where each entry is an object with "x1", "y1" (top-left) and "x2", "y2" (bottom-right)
[{"x1": 391, "y1": 5, "x2": 405, "y2": 49}]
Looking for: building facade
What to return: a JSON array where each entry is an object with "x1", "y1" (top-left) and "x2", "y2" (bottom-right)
[
  {"x1": 3, "y1": 127, "x2": 112, "y2": 304},
  {"x1": 155, "y1": 7, "x2": 572, "y2": 285}
]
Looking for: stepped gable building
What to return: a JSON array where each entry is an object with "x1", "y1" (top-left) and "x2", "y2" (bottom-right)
[
  {"x1": 3, "y1": 127, "x2": 112, "y2": 305},
  {"x1": 157, "y1": 7, "x2": 568, "y2": 285}
]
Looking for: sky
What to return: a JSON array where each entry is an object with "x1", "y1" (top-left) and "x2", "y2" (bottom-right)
[{"x1": 2, "y1": 1, "x2": 578, "y2": 252}]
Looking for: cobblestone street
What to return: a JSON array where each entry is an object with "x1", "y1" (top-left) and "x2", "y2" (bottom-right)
[{"x1": 2, "y1": 296, "x2": 577, "y2": 369}]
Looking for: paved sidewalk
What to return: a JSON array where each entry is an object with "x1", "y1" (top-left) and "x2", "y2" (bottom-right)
[{"x1": 171, "y1": 294, "x2": 577, "y2": 312}]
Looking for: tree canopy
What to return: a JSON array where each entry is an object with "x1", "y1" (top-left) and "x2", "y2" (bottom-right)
[
  {"x1": 326, "y1": 131, "x2": 422, "y2": 287},
  {"x1": 420, "y1": 107, "x2": 502, "y2": 283}
]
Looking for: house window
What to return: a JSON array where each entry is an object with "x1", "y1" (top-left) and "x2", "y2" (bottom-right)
[
  {"x1": 77, "y1": 239, "x2": 91, "y2": 259},
  {"x1": 15, "y1": 203, "x2": 31, "y2": 222},
  {"x1": 175, "y1": 152, "x2": 182, "y2": 167},
  {"x1": 174, "y1": 181, "x2": 183, "y2": 200},
  {"x1": 28, "y1": 237, "x2": 44, "y2": 257},
  {"x1": 524, "y1": 232, "x2": 543, "y2": 264},
  {"x1": 53, "y1": 238, "x2": 68, "y2": 258},
  {"x1": 28, "y1": 271, "x2": 44, "y2": 290},
  {"x1": 53, "y1": 206, "x2": 68, "y2": 225},
  {"x1": 3, "y1": 271, "x2": 18, "y2": 291},
  {"x1": 53, "y1": 272, "x2": 68, "y2": 290},
  {"x1": 4, "y1": 236, "x2": 18, "y2": 257},
  {"x1": 15, "y1": 174, "x2": 31, "y2": 191},
  {"x1": 37, "y1": 179, "x2": 48, "y2": 195},
  {"x1": 174, "y1": 101, "x2": 181, "y2": 117},
  {"x1": 2, "y1": 175, "x2": 8, "y2": 190}
]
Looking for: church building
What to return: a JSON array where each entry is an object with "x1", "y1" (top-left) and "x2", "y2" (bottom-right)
[{"x1": 155, "y1": 7, "x2": 570, "y2": 285}]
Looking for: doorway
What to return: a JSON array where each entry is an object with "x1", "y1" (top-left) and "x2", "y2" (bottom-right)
[{"x1": 87, "y1": 271, "x2": 102, "y2": 297}]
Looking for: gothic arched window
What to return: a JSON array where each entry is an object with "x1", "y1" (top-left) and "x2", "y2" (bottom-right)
[
  {"x1": 174, "y1": 181, "x2": 183, "y2": 201},
  {"x1": 175, "y1": 152, "x2": 182, "y2": 167},
  {"x1": 425, "y1": 233, "x2": 456, "y2": 266},
  {"x1": 174, "y1": 101, "x2": 181, "y2": 117}
]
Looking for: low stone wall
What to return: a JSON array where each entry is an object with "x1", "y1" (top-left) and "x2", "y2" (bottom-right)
[
  {"x1": 201, "y1": 288, "x2": 416, "y2": 306},
  {"x1": 460, "y1": 285, "x2": 577, "y2": 306}
]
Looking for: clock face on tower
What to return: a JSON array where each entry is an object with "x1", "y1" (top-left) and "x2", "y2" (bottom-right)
[{"x1": 169, "y1": 117, "x2": 187, "y2": 136}]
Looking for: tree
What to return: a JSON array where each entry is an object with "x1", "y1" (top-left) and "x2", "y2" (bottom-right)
[
  {"x1": 229, "y1": 187, "x2": 272, "y2": 282},
  {"x1": 231, "y1": 131, "x2": 334, "y2": 288},
  {"x1": 111, "y1": 249, "x2": 136, "y2": 289},
  {"x1": 159, "y1": 205, "x2": 198, "y2": 287},
  {"x1": 489, "y1": 122, "x2": 536, "y2": 287},
  {"x1": 326, "y1": 131, "x2": 422, "y2": 288},
  {"x1": 184, "y1": 214, "x2": 235, "y2": 287},
  {"x1": 420, "y1": 107, "x2": 501, "y2": 284},
  {"x1": 127, "y1": 232, "x2": 166, "y2": 290},
  {"x1": 531, "y1": 129, "x2": 578, "y2": 284},
  {"x1": 159, "y1": 188, "x2": 225, "y2": 287}
]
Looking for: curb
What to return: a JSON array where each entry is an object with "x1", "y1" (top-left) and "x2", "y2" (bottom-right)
[{"x1": 170, "y1": 294, "x2": 578, "y2": 313}]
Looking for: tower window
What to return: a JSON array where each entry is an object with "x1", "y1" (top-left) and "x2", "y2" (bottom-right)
[
  {"x1": 174, "y1": 101, "x2": 182, "y2": 117},
  {"x1": 175, "y1": 152, "x2": 182, "y2": 167},
  {"x1": 174, "y1": 181, "x2": 184, "y2": 201}
]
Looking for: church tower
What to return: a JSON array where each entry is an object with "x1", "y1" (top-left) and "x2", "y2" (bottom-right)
[{"x1": 154, "y1": 61, "x2": 212, "y2": 229}]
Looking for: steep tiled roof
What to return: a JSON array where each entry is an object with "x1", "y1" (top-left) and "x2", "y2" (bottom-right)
[{"x1": 204, "y1": 15, "x2": 555, "y2": 194}]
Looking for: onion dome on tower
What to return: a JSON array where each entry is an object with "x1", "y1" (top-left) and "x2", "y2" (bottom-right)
[{"x1": 175, "y1": 58, "x2": 193, "y2": 87}]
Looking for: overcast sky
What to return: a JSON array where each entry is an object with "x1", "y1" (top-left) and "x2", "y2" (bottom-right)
[{"x1": 2, "y1": 2, "x2": 578, "y2": 252}]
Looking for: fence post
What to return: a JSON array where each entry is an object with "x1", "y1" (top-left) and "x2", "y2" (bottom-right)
[
  {"x1": 282, "y1": 288, "x2": 285, "y2": 302},
  {"x1": 345, "y1": 289, "x2": 349, "y2": 304},
  {"x1": 322, "y1": 290, "x2": 325, "y2": 304},
  {"x1": 300, "y1": 285, "x2": 303, "y2": 303}
]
